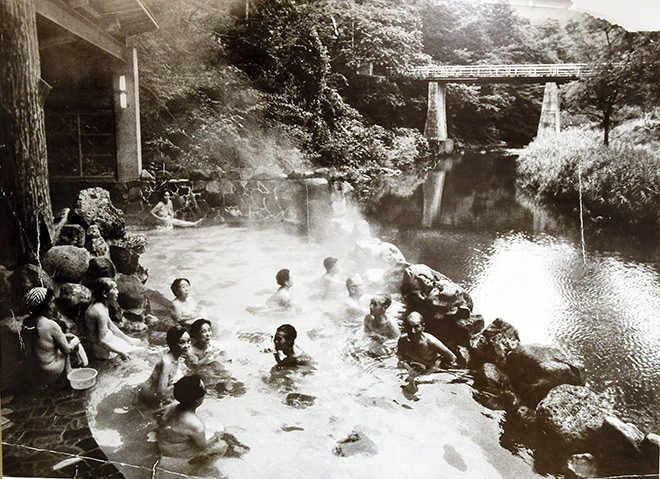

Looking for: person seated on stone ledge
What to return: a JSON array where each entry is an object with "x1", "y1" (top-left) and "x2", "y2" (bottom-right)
[
  {"x1": 273, "y1": 324, "x2": 313, "y2": 369},
  {"x1": 170, "y1": 278, "x2": 204, "y2": 326},
  {"x1": 397, "y1": 312, "x2": 457, "y2": 371},
  {"x1": 85, "y1": 278, "x2": 142, "y2": 360},
  {"x1": 150, "y1": 190, "x2": 203, "y2": 229},
  {"x1": 156, "y1": 375, "x2": 232, "y2": 477},
  {"x1": 364, "y1": 294, "x2": 399, "y2": 340},
  {"x1": 139, "y1": 326, "x2": 191, "y2": 407},
  {"x1": 22, "y1": 287, "x2": 88, "y2": 388}
]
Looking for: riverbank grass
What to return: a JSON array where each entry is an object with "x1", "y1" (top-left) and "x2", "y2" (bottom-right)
[{"x1": 517, "y1": 122, "x2": 660, "y2": 236}]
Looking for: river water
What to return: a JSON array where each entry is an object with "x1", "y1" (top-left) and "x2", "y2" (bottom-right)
[
  {"x1": 365, "y1": 149, "x2": 660, "y2": 432},
  {"x1": 87, "y1": 149, "x2": 659, "y2": 478}
]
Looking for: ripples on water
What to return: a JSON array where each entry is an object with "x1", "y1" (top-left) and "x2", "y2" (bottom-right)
[
  {"x1": 89, "y1": 225, "x2": 547, "y2": 479},
  {"x1": 389, "y1": 228, "x2": 660, "y2": 432}
]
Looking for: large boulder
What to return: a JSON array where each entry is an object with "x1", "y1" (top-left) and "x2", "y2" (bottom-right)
[
  {"x1": 116, "y1": 274, "x2": 146, "y2": 310},
  {"x1": 470, "y1": 318, "x2": 520, "y2": 367},
  {"x1": 564, "y1": 453, "x2": 599, "y2": 479},
  {"x1": 504, "y1": 344, "x2": 585, "y2": 406},
  {"x1": 354, "y1": 238, "x2": 406, "y2": 270},
  {"x1": 401, "y1": 264, "x2": 473, "y2": 319},
  {"x1": 599, "y1": 416, "x2": 644, "y2": 458},
  {"x1": 109, "y1": 244, "x2": 139, "y2": 275},
  {"x1": 82, "y1": 256, "x2": 117, "y2": 288},
  {"x1": 145, "y1": 288, "x2": 173, "y2": 319},
  {"x1": 43, "y1": 245, "x2": 90, "y2": 283},
  {"x1": 9, "y1": 264, "x2": 56, "y2": 315},
  {"x1": 473, "y1": 362, "x2": 510, "y2": 395},
  {"x1": 536, "y1": 384, "x2": 612, "y2": 453},
  {"x1": 56, "y1": 283, "x2": 92, "y2": 320},
  {"x1": 56, "y1": 224, "x2": 86, "y2": 248},
  {"x1": 641, "y1": 433, "x2": 660, "y2": 471},
  {"x1": 72, "y1": 187, "x2": 125, "y2": 240}
]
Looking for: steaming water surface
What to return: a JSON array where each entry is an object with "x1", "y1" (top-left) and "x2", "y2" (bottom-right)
[
  {"x1": 88, "y1": 151, "x2": 660, "y2": 478},
  {"x1": 88, "y1": 225, "x2": 543, "y2": 479}
]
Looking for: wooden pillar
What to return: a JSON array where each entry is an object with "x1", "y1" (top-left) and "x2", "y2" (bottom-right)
[
  {"x1": 114, "y1": 47, "x2": 142, "y2": 182},
  {"x1": 423, "y1": 81, "x2": 453, "y2": 154},
  {"x1": 537, "y1": 82, "x2": 560, "y2": 137}
]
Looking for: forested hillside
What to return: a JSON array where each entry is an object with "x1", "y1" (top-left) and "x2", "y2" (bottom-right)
[{"x1": 134, "y1": 0, "x2": 658, "y2": 175}]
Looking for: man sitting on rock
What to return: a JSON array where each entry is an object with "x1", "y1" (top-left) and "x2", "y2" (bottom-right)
[{"x1": 397, "y1": 312, "x2": 457, "y2": 371}]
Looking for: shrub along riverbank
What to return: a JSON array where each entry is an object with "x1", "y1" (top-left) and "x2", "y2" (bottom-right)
[{"x1": 517, "y1": 116, "x2": 660, "y2": 238}]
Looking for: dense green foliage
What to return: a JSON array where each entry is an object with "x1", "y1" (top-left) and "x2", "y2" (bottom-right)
[
  {"x1": 555, "y1": 19, "x2": 659, "y2": 145},
  {"x1": 136, "y1": 0, "x2": 657, "y2": 176},
  {"x1": 517, "y1": 112, "x2": 660, "y2": 235}
]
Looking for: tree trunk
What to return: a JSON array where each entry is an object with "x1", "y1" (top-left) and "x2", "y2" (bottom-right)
[
  {"x1": 603, "y1": 109, "x2": 611, "y2": 146},
  {"x1": 0, "y1": 0, "x2": 54, "y2": 267}
]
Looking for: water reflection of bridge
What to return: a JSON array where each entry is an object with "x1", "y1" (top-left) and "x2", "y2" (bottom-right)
[{"x1": 394, "y1": 63, "x2": 590, "y2": 153}]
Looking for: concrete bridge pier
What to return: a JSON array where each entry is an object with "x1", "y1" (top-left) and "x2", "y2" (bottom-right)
[
  {"x1": 537, "y1": 82, "x2": 561, "y2": 137},
  {"x1": 424, "y1": 81, "x2": 454, "y2": 154}
]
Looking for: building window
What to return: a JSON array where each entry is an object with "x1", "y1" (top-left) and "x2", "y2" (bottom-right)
[{"x1": 46, "y1": 111, "x2": 116, "y2": 180}]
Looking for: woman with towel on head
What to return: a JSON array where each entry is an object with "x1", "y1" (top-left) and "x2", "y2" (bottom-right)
[{"x1": 21, "y1": 287, "x2": 88, "y2": 388}]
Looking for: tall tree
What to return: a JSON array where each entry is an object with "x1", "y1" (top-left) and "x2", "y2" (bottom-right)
[
  {"x1": 563, "y1": 19, "x2": 658, "y2": 145},
  {"x1": 0, "y1": 0, "x2": 54, "y2": 266}
]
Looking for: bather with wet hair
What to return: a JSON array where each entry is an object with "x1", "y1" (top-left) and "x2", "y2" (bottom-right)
[
  {"x1": 273, "y1": 324, "x2": 313, "y2": 368},
  {"x1": 138, "y1": 326, "x2": 191, "y2": 407},
  {"x1": 156, "y1": 374, "x2": 231, "y2": 476}
]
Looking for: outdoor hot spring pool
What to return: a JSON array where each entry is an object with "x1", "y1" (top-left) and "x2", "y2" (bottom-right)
[{"x1": 86, "y1": 223, "x2": 544, "y2": 479}]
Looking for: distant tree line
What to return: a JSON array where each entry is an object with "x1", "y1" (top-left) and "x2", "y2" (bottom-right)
[{"x1": 136, "y1": 0, "x2": 659, "y2": 173}]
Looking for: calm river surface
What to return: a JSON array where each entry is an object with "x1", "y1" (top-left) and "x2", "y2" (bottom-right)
[
  {"x1": 88, "y1": 149, "x2": 658, "y2": 479},
  {"x1": 366, "y1": 149, "x2": 660, "y2": 432}
]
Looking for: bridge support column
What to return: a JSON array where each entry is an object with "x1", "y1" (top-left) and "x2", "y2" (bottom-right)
[
  {"x1": 424, "y1": 81, "x2": 453, "y2": 154},
  {"x1": 537, "y1": 82, "x2": 560, "y2": 137}
]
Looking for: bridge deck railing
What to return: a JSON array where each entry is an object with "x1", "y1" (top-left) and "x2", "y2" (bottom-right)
[{"x1": 397, "y1": 63, "x2": 591, "y2": 80}]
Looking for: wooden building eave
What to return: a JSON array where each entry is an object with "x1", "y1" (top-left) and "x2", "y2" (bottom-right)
[{"x1": 34, "y1": 0, "x2": 128, "y2": 60}]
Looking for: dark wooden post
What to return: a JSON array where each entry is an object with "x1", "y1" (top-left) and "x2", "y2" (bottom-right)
[{"x1": 0, "y1": 0, "x2": 54, "y2": 266}]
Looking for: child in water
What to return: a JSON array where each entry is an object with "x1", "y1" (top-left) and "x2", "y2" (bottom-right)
[
  {"x1": 139, "y1": 326, "x2": 191, "y2": 406},
  {"x1": 273, "y1": 324, "x2": 313, "y2": 368}
]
